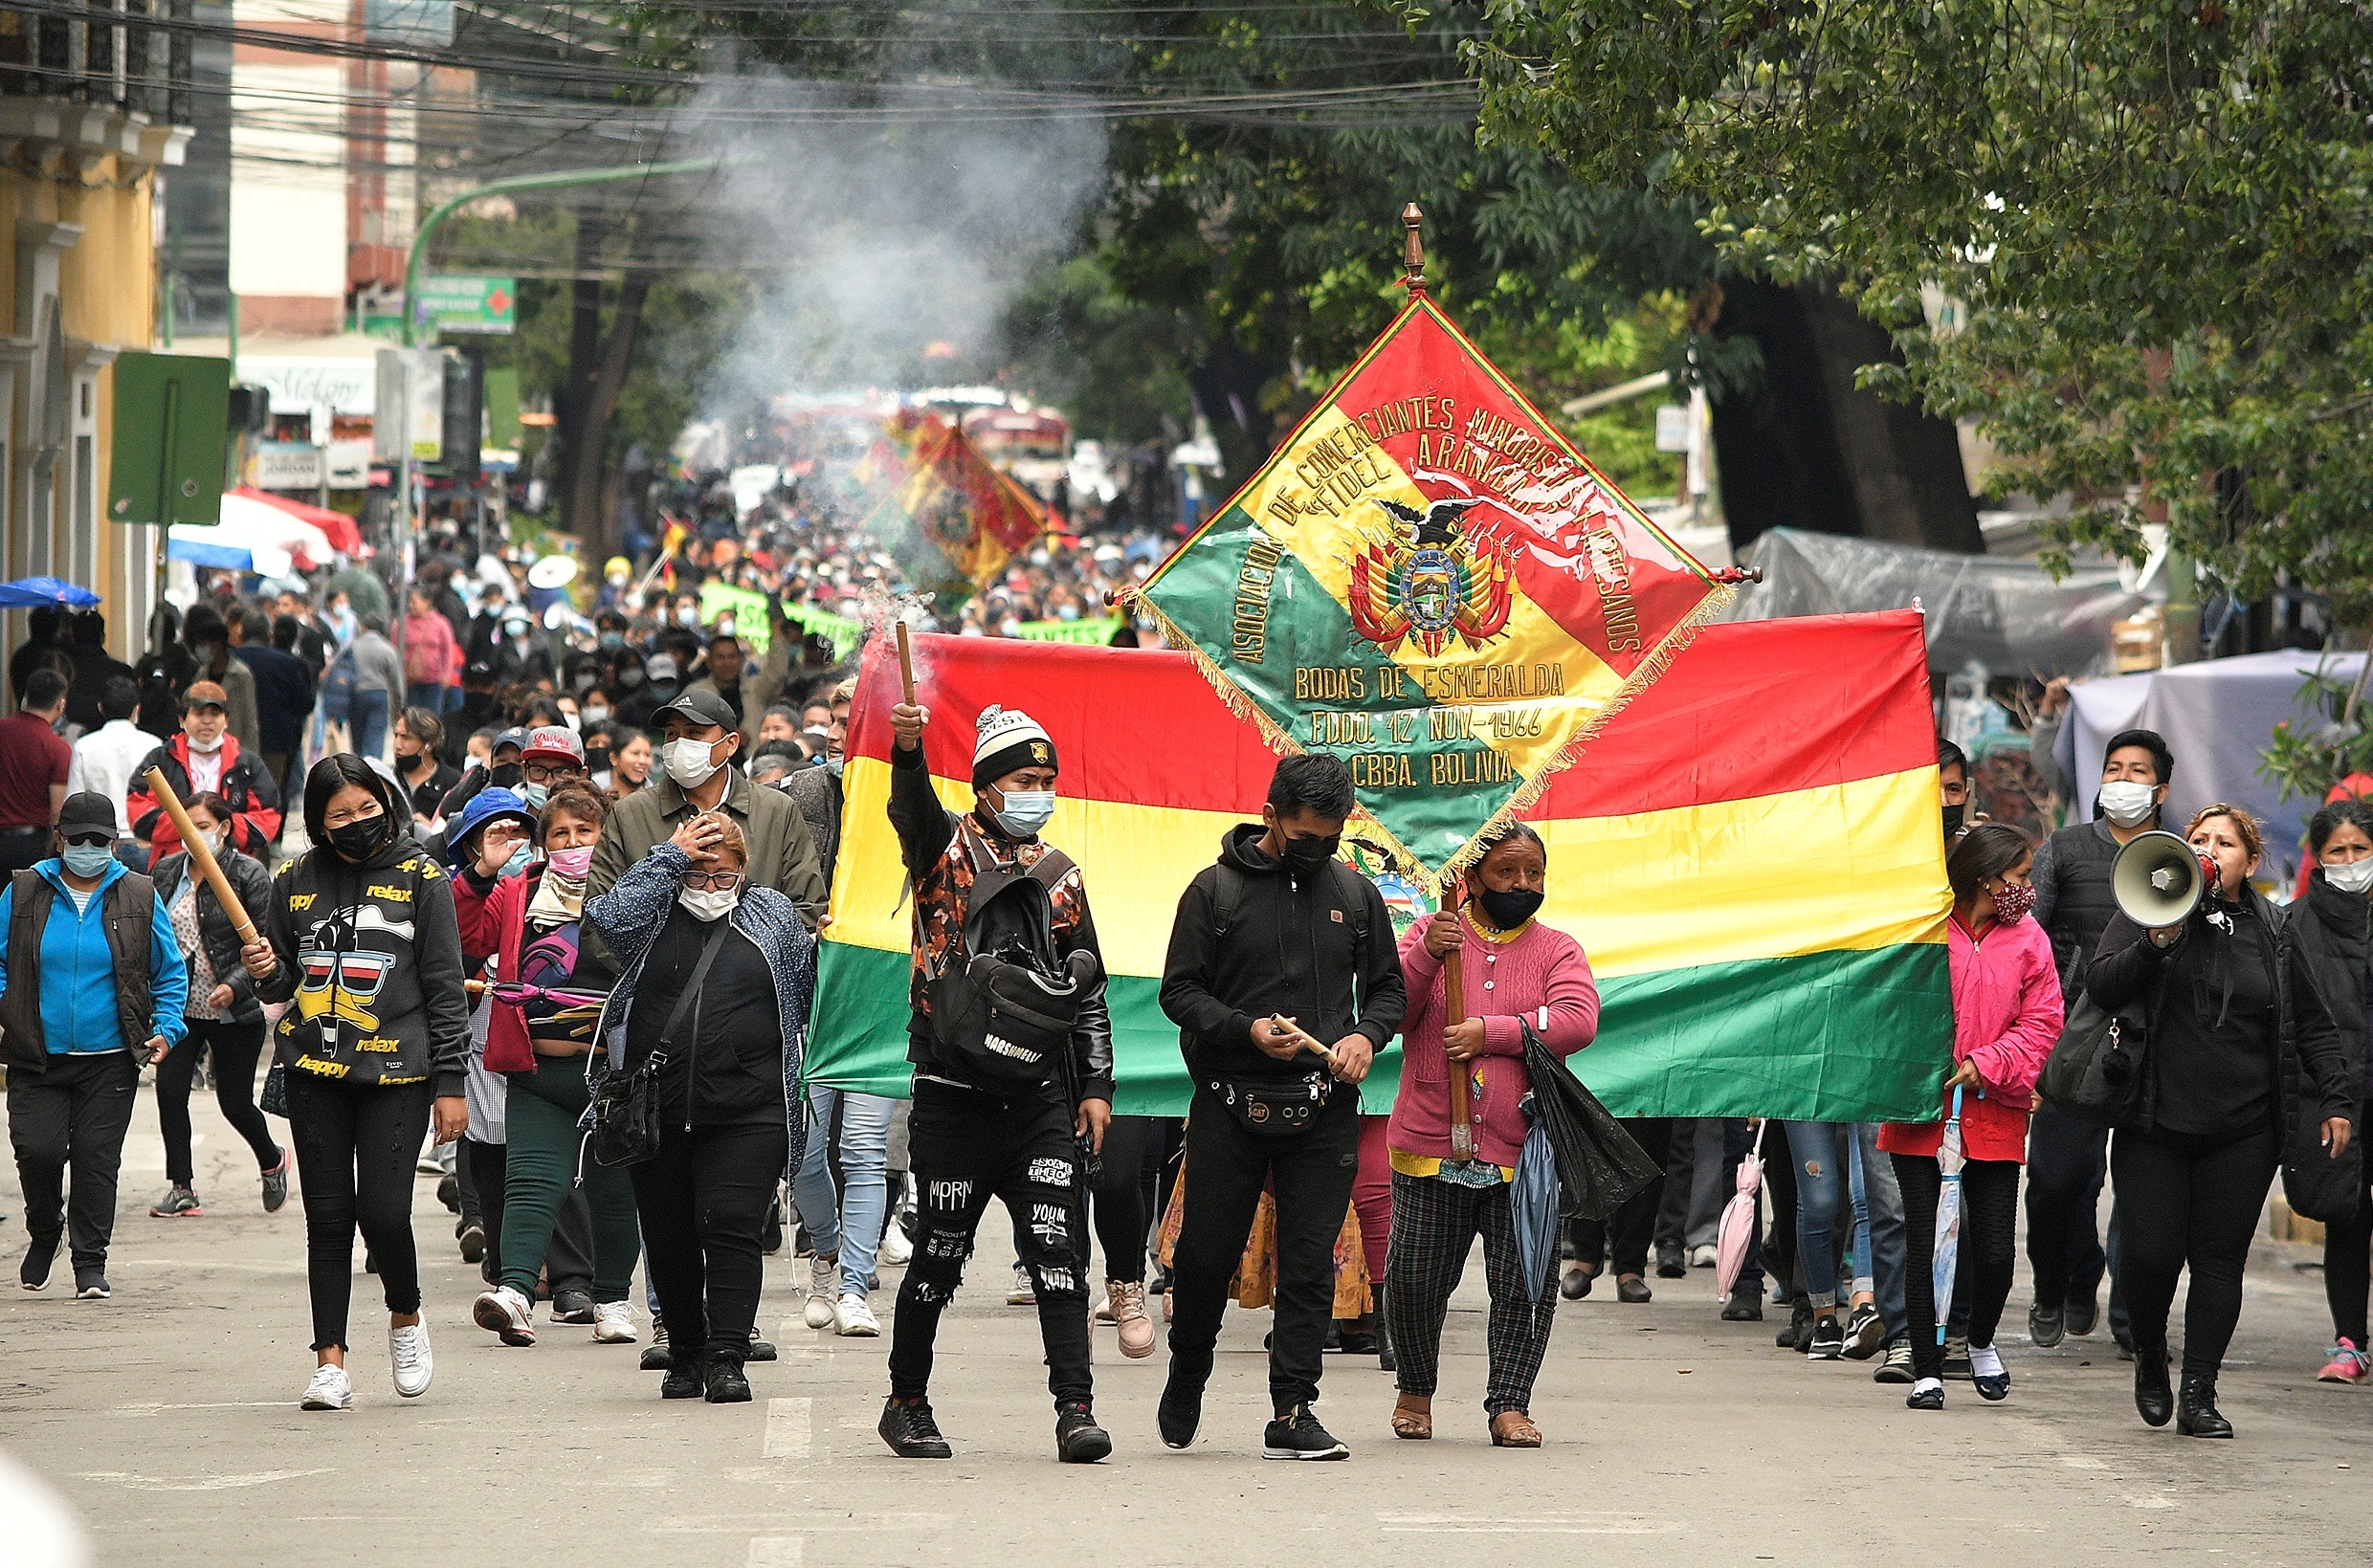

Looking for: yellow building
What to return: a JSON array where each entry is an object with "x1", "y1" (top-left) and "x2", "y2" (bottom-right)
[{"x1": 0, "y1": 11, "x2": 193, "y2": 668}]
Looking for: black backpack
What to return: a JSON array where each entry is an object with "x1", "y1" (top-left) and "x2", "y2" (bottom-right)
[{"x1": 925, "y1": 823, "x2": 1100, "y2": 1087}]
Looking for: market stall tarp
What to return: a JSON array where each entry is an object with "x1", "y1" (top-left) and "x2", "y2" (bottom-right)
[
  {"x1": 227, "y1": 487, "x2": 364, "y2": 555},
  {"x1": 1723, "y1": 528, "x2": 2148, "y2": 676},
  {"x1": 805, "y1": 614, "x2": 1952, "y2": 1120},
  {"x1": 2055, "y1": 648, "x2": 2366, "y2": 873}
]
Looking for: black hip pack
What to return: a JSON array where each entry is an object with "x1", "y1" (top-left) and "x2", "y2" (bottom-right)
[
  {"x1": 925, "y1": 824, "x2": 1099, "y2": 1089},
  {"x1": 1209, "y1": 1071, "x2": 1335, "y2": 1138}
]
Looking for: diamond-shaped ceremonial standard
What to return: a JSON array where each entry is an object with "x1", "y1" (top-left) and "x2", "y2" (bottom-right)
[{"x1": 1122, "y1": 292, "x2": 1729, "y2": 882}]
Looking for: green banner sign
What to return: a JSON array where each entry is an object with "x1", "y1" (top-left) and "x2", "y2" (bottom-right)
[
  {"x1": 699, "y1": 581, "x2": 773, "y2": 655},
  {"x1": 417, "y1": 275, "x2": 517, "y2": 336},
  {"x1": 1014, "y1": 616, "x2": 1125, "y2": 645}
]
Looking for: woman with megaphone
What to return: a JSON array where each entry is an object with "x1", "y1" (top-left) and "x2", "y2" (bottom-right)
[{"x1": 2085, "y1": 804, "x2": 2356, "y2": 1438}]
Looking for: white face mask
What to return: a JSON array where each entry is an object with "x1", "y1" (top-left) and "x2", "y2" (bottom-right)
[
  {"x1": 2098, "y1": 779, "x2": 2158, "y2": 828},
  {"x1": 663, "y1": 736, "x2": 721, "y2": 788},
  {"x1": 2325, "y1": 858, "x2": 2373, "y2": 895},
  {"x1": 678, "y1": 883, "x2": 739, "y2": 921}
]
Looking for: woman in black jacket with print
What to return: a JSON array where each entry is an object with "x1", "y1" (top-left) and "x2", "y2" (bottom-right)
[
  {"x1": 241, "y1": 756, "x2": 471, "y2": 1414},
  {"x1": 2087, "y1": 805, "x2": 2355, "y2": 1438},
  {"x1": 147, "y1": 792, "x2": 286, "y2": 1220}
]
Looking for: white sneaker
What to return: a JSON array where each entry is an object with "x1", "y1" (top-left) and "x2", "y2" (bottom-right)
[
  {"x1": 832, "y1": 1292, "x2": 881, "y2": 1337},
  {"x1": 591, "y1": 1301, "x2": 638, "y2": 1343},
  {"x1": 390, "y1": 1321, "x2": 433, "y2": 1399},
  {"x1": 472, "y1": 1284, "x2": 536, "y2": 1346},
  {"x1": 876, "y1": 1224, "x2": 913, "y2": 1268},
  {"x1": 804, "y1": 1254, "x2": 838, "y2": 1329},
  {"x1": 1689, "y1": 1244, "x2": 1718, "y2": 1269},
  {"x1": 300, "y1": 1362, "x2": 354, "y2": 1411}
]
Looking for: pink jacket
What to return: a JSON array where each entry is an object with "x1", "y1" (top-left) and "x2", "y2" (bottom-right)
[
  {"x1": 1879, "y1": 911, "x2": 2065, "y2": 1164},
  {"x1": 1387, "y1": 915, "x2": 1600, "y2": 1168}
]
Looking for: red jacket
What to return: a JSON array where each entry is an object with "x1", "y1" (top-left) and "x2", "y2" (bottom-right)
[
  {"x1": 452, "y1": 864, "x2": 539, "y2": 1074},
  {"x1": 1880, "y1": 910, "x2": 2065, "y2": 1164},
  {"x1": 1387, "y1": 914, "x2": 1600, "y2": 1168},
  {"x1": 126, "y1": 732, "x2": 282, "y2": 864},
  {"x1": 403, "y1": 609, "x2": 460, "y2": 688}
]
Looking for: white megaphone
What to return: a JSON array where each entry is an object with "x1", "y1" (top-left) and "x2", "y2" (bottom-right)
[{"x1": 2111, "y1": 829, "x2": 2207, "y2": 928}]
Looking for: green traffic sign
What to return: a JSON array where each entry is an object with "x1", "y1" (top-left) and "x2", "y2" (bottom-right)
[{"x1": 416, "y1": 275, "x2": 517, "y2": 335}]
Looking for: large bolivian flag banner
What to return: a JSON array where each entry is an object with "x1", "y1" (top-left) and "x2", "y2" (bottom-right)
[
  {"x1": 807, "y1": 615, "x2": 1952, "y2": 1120},
  {"x1": 1120, "y1": 293, "x2": 1730, "y2": 883}
]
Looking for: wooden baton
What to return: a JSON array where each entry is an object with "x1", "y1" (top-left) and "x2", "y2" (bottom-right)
[
  {"x1": 895, "y1": 621, "x2": 918, "y2": 705},
  {"x1": 142, "y1": 765, "x2": 258, "y2": 944},
  {"x1": 1443, "y1": 879, "x2": 1475, "y2": 1162}
]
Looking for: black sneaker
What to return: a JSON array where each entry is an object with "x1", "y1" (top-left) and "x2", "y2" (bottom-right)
[
  {"x1": 19, "y1": 1236, "x2": 57, "y2": 1292},
  {"x1": 2065, "y1": 1288, "x2": 2100, "y2": 1338},
  {"x1": 2029, "y1": 1303, "x2": 2065, "y2": 1348},
  {"x1": 746, "y1": 1332, "x2": 778, "y2": 1363},
  {"x1": 1806, "y1": 1314, "x2": 1844, "y2": 1359},
  {"x1": 880, "y1": 1396, "x2": 953, "y2": 1459},
  {"x1": 1872, "y1": 1341, "x2": 1917, "y2": 1383},
  {"x1": 1654, "y1": 1243, "x2": 1688, "y2": 1279},
  {"x1": 1159, "y1": 1361, "x2": 1208, "y2": 1449},
  {"x1": 704, "y1": 1358, "x2": 752, "y2": 1403},
  {"x1": 660, "y1": 1356, "x2": 706, "y2": 1400},
  {"x1": 1055, "y1": 1401, "x2": 1112, "y2": 1463},
  {"x1": 74, "y1": 1266, "x2": 110, "y2": 1300},
  {"x1": 1262, "y1": 1404, "x2": 1349, "y2": 1461},
  {"x1": 551, "y1": 1289, "x2": 596, "y2": 1324},
  {"x1": 1842, "y1": 1303, "x2": 1884, "y2": 1359},
  {"x1": 641, "y1": 1322, "x2": 672, "y2": 1372},
  {"x1": 458, "y1": 1223, "x2": 486, "y2": 1265},
  {"x1": 1779, "y1": 1299, "x2": 1812, "y2": 1351},
  {"x1": 260, "y1": 1147, "x2": 291, "y2": 1213},
  {"x1": 436, "y1": 1173, "x2": 460, "y2": 1214},
  {"x1": 1720, "y1": 1286, "x2": 1764, "y2": 1322}
]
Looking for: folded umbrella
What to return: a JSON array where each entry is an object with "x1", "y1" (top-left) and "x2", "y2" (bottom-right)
[
  {"x1": 1715, "y1": 1124, "x2": 1763, "y2": 1302},
  {"x1": 1519, "y1": 1023, "x2": 1660, "y2": 1223},
  {"x1": 1510, "y1": 1101, "x2": 1561, "y2": 1297},
  {"x1": 1933, "y1": 1084, "x2": 1966, "y2": 1348}
]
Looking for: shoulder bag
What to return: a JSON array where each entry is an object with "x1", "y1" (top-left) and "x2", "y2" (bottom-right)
[
  {"x1": 588, "y1": 917, "x2": 732, "y2": 1167},
  {"x1": 2035, "y1": 988, "x2": 2148, "y2": 1129}
]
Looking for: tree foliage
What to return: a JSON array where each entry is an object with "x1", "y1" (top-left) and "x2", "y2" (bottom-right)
[{"x1": 1458, "y1": 0, "x2": 2373, "y2": 618}]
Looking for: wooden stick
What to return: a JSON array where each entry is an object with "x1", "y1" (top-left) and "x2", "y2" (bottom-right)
[
  {"x1": 895, "y1": 621, "x2": 917, "y2": 705},
  {"x1": 1443, "y1": 880, "x2": 1475, "y2": 1161},
  {"x1": 1269, "y1": 1013, "x2": 1338, "y2": 1069},
  {"x1": 142, "y1": 765, "x2": 258, "y2": 944}
]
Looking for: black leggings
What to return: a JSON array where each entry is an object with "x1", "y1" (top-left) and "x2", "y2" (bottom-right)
[
  {"x1": 631, "y1": 1119, "x2": 789, "y2": 1363},
  {"x1": 2114, "y1": 1124, "x2": 2279, "y2": 1380},
  {"x1": 285, "y1": 1071, "x2": 432, "y2": 1352},
  {"x1": 1089, "y1": 1115, "x2": 1181, "y2": 1286},
  {"x1": 155, "y1": 1018, "x2": 279, "y2": 1186},
  {"x1": 2326, "y1": 1102, "x2": 2373, "y2": 1348},
  {"x1": 1567, "y1": 1116, "x2": 1673, "y2": 1277},
  {"x1": 1894, "y1": 1152, "x2": 2020, "y2": 1380}
]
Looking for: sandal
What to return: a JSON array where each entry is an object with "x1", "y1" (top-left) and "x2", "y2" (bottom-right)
[
  {"x1": 1391, "y1": 1394, "x2": 1432, "y2": 1440},
  {"x1": 1489, "y1": 1409, "x2": 1542, "y2": 1448}
]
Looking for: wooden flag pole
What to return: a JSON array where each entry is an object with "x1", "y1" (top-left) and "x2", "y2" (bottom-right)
[
  {"x1": 1443, "y1": 876, "x2": 1475, "y2": 1162},
  {"x1": 141, "y1": 765, "x2": 259, "y2": 944}
]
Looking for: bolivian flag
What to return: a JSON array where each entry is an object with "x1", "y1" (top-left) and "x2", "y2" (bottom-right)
[
  {"x1": 898, "y1": 417, "x2": 1048, "y2": 590},
  {"x1": 1122, "y1": 293, "x2": 1730, "y2": 884},
  {"x1": 807, "y1": 613, "x2": 1952, "y2": 1120}
]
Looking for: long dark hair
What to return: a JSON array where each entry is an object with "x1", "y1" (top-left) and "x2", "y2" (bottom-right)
[
  {"x1": 2310, "y1": 797, "x2": 2373, "y2": 855},
  {"x1": 302, "y1": 754, "x2": 392, "y2": 850},
  {"x1": 1947, "y1": 822, "x2": 2032, "y2": 904}
]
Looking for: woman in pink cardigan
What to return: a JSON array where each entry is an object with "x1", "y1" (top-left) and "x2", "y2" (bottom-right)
[
  {"x1": 1881, "y1": 821, "x2": 2064, "y2": 1410},
  {"x1": 1384, "y1": 823, "x2": 1600, "y2": 1447}
]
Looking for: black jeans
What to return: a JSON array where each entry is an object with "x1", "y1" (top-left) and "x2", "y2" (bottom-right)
[
  {"x1": 2326, "y1": 1100, "x2": 2373, "y2": 1348},
  {"x1": 1167, "y1": 1083, "x2": 1360, "y2": 1416},
  {"x1": 1895, "y1": 1152, "x2": 2020, "y2": 1381},
  {"x1": 156, "y1": 1018, "x2": 279, "y2": 1186},
  {"x1": 889, "y1": 1080, "x2": 1093, "y2": 1407},
  {"x1": 8, "y1": 1050, "x2": 141, "y2": 1270},
  {"x1": 631, "y1": 1119, "x2": 789, "y2": 1364},
  {"x1": 1090, "y1": 1115, "x2": 1181, "y2": 1286},
  {"x1": 1567, "y1": 1115, "x2": 1674, "y2": 1277},
  {"x1": 462, "y1": 1136, "x2": 505, "y2": 1282},
  {"x1": 2025, "y1": 1102, "x2": 2128, "y2": 1341},
  {"x1": 2114, "y1": 1123, "x2": 2280, "y2": 1380},
  {"x1": 285, "y1": 1071, "x2": 432, "y2": 1352}
]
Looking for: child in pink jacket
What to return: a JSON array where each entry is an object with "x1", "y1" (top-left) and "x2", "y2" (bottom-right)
[{"x1": 1882, "y1": 822, "x2": 2065, "y2": 1410}]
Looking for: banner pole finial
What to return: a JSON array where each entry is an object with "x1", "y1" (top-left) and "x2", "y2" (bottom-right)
[{"x1": 1401, "y1": 202, "x2": 1426, "y2": 295}]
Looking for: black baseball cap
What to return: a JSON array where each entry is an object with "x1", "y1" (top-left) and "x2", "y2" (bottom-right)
[
  {"x1": 656, "y1": 689, "x2": 738, "y2": 733},
  {"x1": 56, "y1": 792, "x2": 119, "y2": 842}
]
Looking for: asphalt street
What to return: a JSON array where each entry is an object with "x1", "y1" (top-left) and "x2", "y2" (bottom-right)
[{"x1": 2, "y1": 1083, "x2": 2365, "y2": 1567}]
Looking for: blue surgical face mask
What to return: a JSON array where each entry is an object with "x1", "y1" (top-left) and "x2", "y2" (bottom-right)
[
  {"x1": 522, "y1": 782, "x2": 549, "y2": 810},
  {"x1": 61, "y1": 842, "x2": 114, "y2": 878},
  {"x1": 599, "y1": 631, "x2": 625, "y2": 651},
  {"x1": 991, "y1": 788, "x2": 1055, "y2": 838},
  {"x1": 825, "y1": 754, "x2": 845, "y2": 779},
  {"x1": 500, "y1": 840, "x2": 532, "y2": 878}
]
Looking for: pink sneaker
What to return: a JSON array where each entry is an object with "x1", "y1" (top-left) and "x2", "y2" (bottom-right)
[{"x1": 2315, "y1": 1337, "x2": 2369, "y2": 1384}]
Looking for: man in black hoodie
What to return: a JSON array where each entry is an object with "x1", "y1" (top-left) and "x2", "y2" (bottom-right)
[{"x1": 1155, "y1": 754, "x2": 1405, "y2": 1461}]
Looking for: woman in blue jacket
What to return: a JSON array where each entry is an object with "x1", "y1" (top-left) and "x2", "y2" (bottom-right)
[{"x1": 0, "y1": 790, "x2": 188, "y2": 1300}]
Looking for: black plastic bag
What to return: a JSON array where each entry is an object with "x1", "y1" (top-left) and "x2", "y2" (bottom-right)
[{"x1": 1520, "y1": 1023, "x2": 1661, "y2": 1222}]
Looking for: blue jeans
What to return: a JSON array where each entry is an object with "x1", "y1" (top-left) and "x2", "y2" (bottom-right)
[
  {"x1": 1785, "y1": 1122, "x2": 1907, "y2": 1331},
  {"x1": 788, "y1": 1085, "x2": 896, "y2": 1299},
  {"x1": 349, "y1": 688, "x2": 389, "y2": 761}
]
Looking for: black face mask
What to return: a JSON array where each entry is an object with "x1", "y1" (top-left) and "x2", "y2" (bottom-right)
[
  {"x1": 1475, "y1": 886, "x2": 1545, "y2": 930},
  {"x1": 490, "y1": 762, "x2": 524, "y2": 789},
  {"x1": 1278, "y1": 831, "x2": 1341, "y2": 872},
  {"x1": 325, "y1": 812, "x2": 389, "y2": 863},
  {"x1": 1942, "y1": 803, "x2": 1965, "y2": 838}
]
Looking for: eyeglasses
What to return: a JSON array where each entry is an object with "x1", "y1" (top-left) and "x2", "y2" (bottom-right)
[
  {"x1": 680, "y1": 870, "x2": 743, "y2": 893},
  {"x1": 523, "y1": 762, "x2": 583, "y2": 784}
]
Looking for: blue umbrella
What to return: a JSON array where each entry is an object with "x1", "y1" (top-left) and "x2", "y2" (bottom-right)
[
  {"x1": 1511, "y1": 1094, "x2": 1561, "y2": 1297},
  {"x1": 0, "y1": 576, "x2": 99, "y2": 608},
  {"x1": 1933, "y1": 1084, "x2": 1965, "y2": 1348}
]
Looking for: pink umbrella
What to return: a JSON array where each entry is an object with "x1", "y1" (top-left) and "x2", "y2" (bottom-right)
[{"x1": 1715, "y1": 1123, "x2": 1763, "y2": 1302}]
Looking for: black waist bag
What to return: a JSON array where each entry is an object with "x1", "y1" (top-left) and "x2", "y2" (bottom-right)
[
  {"x1": 1209, "y1": 1071, "x2": 1334, "y2": 1138},
  {"x1": 927, "y1": 846, "x2": 1099, "y2": 1088}
]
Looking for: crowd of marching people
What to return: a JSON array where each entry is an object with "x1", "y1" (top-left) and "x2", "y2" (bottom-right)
[{"x1": 1, "y1": 475, "x2": 2368, "y2": 1459}]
